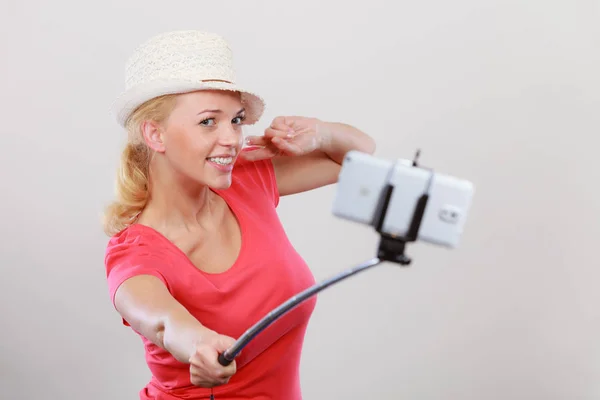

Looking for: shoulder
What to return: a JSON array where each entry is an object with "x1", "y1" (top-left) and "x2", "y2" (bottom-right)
[
  {"x1": 105, "y1": 225, "x2": 157, "y2": 267},
  {"x1": 104, "y1": 225, "x2": 171, "y2": 304},
  {"x1": 230, "y1": 149, "x2": 279, "y2": 207}
]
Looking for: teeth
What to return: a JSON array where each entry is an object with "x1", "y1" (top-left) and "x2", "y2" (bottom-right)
[{"x1": 207, "y1": 157, "x2": 233, "y2": 165}]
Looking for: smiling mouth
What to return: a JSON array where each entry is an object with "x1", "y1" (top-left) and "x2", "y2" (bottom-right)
[{"x1": 206, "y1": 156, "x2": 234, "y2": 165}]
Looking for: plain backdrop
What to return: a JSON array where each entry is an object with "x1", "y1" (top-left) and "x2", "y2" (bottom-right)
[{"x1": 1, "y1": 0, "x2": 599, "y2": 399}]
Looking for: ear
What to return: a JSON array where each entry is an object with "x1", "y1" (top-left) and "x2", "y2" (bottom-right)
[{"x1": 141, "y1": 120, "x2": 166, "y2": 153}]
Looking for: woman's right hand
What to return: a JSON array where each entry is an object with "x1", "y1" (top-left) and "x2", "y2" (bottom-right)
[{"x1": 188, "y1": 330, "x2": 238, "y2": 388}]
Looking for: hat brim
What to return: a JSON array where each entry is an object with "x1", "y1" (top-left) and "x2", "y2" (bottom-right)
[{"x1": 111, "y1": 79, "x2": 265, "y2": 127}]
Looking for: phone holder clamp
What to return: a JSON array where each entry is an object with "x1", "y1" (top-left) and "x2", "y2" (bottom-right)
[{"x1": 372, "y1": 150, "x2": 431, "y2": 266}]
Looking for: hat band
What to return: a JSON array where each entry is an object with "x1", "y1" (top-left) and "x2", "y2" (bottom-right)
[{"x1": 202, "y1": 79, "x2": 233, "y2": 84}]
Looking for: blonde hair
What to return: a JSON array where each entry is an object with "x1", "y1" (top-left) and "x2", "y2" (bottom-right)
[{"x1": 102, "y1": 94, "x2": 178, "y2": 236}]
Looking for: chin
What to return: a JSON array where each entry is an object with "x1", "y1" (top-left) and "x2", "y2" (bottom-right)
[
  {"x1": 207, "y1": 175, "x2": 233, "y2": 190},
  {"x1": 203, "y1": 159, "x2": 235, "y2": 189}
]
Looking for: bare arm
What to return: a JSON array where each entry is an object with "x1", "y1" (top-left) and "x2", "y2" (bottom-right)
[
  {"x1": 317, "y1": 121, "x2": 377, "y2": 165},
  {"x1": 272, "y1": 120, "x2": 376, "y2": 196},
  {"x1": 113, "y1": 275, "x2": 213, "y2": 364}
]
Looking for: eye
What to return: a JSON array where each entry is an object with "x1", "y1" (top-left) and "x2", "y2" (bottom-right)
[
  {"x1": 199, "y1": 118, "x2": 216, "y2": 126},
  {"x1": 232, "y1": 115, "x2": 246, "y2": 125}
]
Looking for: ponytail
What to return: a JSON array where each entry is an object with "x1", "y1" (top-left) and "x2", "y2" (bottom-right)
[
  {"x1": 102, "y1": 94, "x2": 177, "y2": 236},
  {"x1": 102, "y1": 142, "x2": 151, "y2": 236}
]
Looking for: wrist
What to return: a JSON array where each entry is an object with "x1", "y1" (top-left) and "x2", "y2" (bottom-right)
[
  {"x1": 315, "y1": 120, "x2": 376, "y2": 164},
  {"x1": 316, "y1": 120, "x2": 334, "y2": 153},
  {"x1": 162, "y1": 316, "x2": 214, "y2": 363}
]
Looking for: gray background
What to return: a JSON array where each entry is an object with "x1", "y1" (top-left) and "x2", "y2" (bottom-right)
[{"x1": 1, "y1": 0, "x2": 599, "y2": 399}]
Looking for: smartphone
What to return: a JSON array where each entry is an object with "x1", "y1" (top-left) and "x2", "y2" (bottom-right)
[{"x1": 331, "y1": 151, "x2": 475, "y2": 248}]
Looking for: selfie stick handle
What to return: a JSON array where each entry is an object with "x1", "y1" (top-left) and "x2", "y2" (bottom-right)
[{"x1": 218, "y1": 150, "x2": 432, "y2": 367}]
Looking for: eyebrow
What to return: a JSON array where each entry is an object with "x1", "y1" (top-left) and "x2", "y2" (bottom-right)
[{"x1": 197, "y1": 108, "x2": 245, "y2": 116}]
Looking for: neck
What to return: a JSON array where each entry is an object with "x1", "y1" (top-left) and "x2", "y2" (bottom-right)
[{"x1": 139, "y1": 159, "x2": 217, "y2": 233}]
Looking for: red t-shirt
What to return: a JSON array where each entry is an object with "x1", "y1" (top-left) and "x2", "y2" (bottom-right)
[{"x1": 104, "y1": 156, "x2": 318, "y2": 400}]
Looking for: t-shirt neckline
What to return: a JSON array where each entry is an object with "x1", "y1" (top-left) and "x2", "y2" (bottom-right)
[{"x1": 128, "y1": 188, "x2": 248, "y2": 278}]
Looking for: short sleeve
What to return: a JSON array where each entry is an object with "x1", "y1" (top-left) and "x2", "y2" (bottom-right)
[
  {"x1": 104, "y1": 229, "x2": 170, "y2": 323},
  {"x1": 235, "y1": 150, "x2": 280, "y2": 207}
]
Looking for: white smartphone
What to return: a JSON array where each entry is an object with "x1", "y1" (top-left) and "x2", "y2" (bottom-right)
[{"x1": 331, "y1": 150, "x2": 475, "y2": 248}]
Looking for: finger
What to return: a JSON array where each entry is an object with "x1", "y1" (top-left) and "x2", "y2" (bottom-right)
[
  {"x1": 269, "y1": 116, "x2": 290, "y2": 130},
  {"x1": 240, "y1": 146, "x2": 279, "y2": 161},
  {"x1": 190, "y1": 356, "x2": 235, "y2": 382},
  {"x1": 189, "y1": 361, "x2": 207, "y2": 376},
  {"x1": 209, "y1": 361, "x2": 235, "y2": 376},
  {"x1": 189, "y1": 346, "x2": 213, "y2": 366},
  {"x1": 214, "y1": 335, "x2": 233, "y2": 351},
  {"x1": 264, "y1": 126, "x2": 294, "y2": 139},
  {"x1": 190, "y1": 374, "x2": 212, "y2": 388},
  {"x1": 270, "y1": 116, "x2": 307, "y2": 133},
  {"x1": 216, "y1": 360, "x2": 236, "y2": 376},
  {"x1": 271, "y1": 137, "x2": 303, "y2": 155},
  {"x1": 211, "y1": 359, "x2": 236, "y2": 384},
  {"x1": 244, "y1": 135, "x2": 270, "y2": 146}
]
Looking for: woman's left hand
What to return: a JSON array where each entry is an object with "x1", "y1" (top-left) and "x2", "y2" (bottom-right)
[{"x1": 240, "y1": 116, "x2": 328, "y2": 161}]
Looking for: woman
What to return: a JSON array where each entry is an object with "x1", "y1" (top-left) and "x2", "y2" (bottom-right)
[{"x1": 103, "y1": 30, "x2": 375, "y2": 400}]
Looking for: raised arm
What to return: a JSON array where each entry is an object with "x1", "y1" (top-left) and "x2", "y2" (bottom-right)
[{"x1": 241, "y1": 117, "x2": 376, "y2": 196}]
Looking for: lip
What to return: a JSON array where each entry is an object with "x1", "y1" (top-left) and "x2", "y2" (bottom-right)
[
  {"x1": 207, "y1": 161, "x2": 234, "y2": 172},
  {"x1": 206, "y1": 154, "x2": 235, "y2": 172}
]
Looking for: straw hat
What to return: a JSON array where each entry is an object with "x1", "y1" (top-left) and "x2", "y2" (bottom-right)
[{"x1": 111, "y1": 30, "x2": 265, "y2": 127}]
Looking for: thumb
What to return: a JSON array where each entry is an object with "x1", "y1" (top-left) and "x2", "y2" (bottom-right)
[
  {"x1": 270, "y1": 116, "x2": 291, "y2": 131},
  {"x1": 215, "y1": 335, "x2": 236, "y2": 352},
  {"x1": 240, "y1": 146, "x2": 278, "y2": 161}
]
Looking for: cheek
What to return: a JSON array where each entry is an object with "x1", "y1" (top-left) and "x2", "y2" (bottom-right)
[
  {"x1": 168, "y1": 129, "x2": 212, "y2": 155},
  {"x1": 238, "y1": 128, "x2": 247, "y2": 148},
  {"x1": 165, "y1": 133, "x2": 202, "y2": 168},
  {"x1": 195, "y1": 134, "x2": 217, "y2": 151}
]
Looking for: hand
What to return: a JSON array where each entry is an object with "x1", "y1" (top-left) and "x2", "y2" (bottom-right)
[
  {"x1": 188, "y1": 330, "x2": 238, "y2": 388},
  {"x1": 241, "y1": 116, "x2": 328, "y2": 161}
]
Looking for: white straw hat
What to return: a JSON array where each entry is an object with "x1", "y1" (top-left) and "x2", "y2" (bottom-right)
[{"x1": 111, "y1": 30, "x2": 265, "y2": 127}]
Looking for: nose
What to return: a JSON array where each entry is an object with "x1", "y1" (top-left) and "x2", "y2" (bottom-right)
[{"x1": 219, "y1": 123, "x2": 242, "y2": 147}]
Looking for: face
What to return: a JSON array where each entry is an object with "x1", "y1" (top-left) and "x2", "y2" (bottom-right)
[{"x1": 143, "y1": 90, "x2": 246, "y2": 190}]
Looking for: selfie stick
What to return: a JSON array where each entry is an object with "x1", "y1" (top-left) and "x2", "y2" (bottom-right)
[{"x1": 218, "y1": 150, "x2": 432, "y2": 367}]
